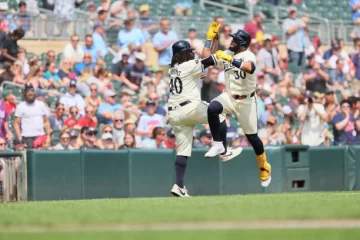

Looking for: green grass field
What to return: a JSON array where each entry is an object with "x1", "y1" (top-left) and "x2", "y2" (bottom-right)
[{"x1": 1, "y1": 192, "x2": 360, "y2": 239}]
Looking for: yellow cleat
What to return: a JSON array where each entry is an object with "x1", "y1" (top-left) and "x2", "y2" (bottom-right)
[{"x1": 256, "y1": 152, "x2": 272, "y2": 187}]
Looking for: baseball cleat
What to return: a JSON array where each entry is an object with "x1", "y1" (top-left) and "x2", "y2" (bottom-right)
[
  {"x1": 256, "y1": 152, "x2": 271, "y2": 187},
  {"x1": 171, "y1": 184, "x2": 190, "y2": 197},
  {"x1": 219, "y1": 146, "x2": 243, "y2": 163},
  {"x1": 205, "y1": 141, "x2": 225, "y2": 158}
]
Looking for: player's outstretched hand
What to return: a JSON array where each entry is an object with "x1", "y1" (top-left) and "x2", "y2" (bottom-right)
[
  {"x1": 206, "y1": 22, "x2": 221, "y2": 40},
  {"x1": 216, "y1": 50, "x2": 232, "y2": 62}
]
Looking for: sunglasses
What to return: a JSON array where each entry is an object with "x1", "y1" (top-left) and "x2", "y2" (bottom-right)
[
  {"x1": 87, "y1": 133, "x2": 96, "y2": 136},
  {"x1": 25, "y1": 88, "x2": 35, "y2": 92},
  {"x1": 111, "y1": 96, "x2": 116, "y2": 98},
  {"x1": 61, "y1": 137, "x2": 69, "y2": 141},
  {"x1": 84, "y1": 56, "x2": 92, "y2": 59},
  {"x1": 0, "y1": 143, "x2": 6, "y2": 146},
  {"x1": 71, "y1": 111, "x2": 78, "y2": 114},
  {"x1": 114, "y1": 119, "x2": 123, "y2": 123},
  {"x1": 57, "y1": 108, "x2": 64, "y2": 111},
  {"x1": 104, "y1": 130, "x2": 113, "y2": 134}
]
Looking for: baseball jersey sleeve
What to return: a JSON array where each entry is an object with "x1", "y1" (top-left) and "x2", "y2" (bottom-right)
[
  {"x1": 243, "y1": 51, "x2": 257, "y2": 66},
  {"x1": 183, "y1": 59, "x2": 205, "y2": 75}
]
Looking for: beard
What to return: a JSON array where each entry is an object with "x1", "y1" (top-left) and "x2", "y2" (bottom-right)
[{"x1": 25, "y1": 95, "x2": 35, "y2": 103}]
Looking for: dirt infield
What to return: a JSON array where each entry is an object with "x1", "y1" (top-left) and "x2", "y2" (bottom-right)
[{"x1": 2, "y1": 220, "x2": 360, "y2": 232}]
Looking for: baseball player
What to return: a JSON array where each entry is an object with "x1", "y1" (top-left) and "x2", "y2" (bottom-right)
[
  {"x1": 169, "y1": 27, "x2": 243, "y2": 197},
  {"x1": 202, "y1": 28, "x2": 272, "y2": 187}
]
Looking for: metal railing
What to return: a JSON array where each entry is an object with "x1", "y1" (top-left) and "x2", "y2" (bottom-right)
[{"x1": 0, "y1": 151, "x2": 25, "y2": 202}]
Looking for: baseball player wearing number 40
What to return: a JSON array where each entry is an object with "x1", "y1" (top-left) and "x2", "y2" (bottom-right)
[
  {"x1": 202, "y1": 22, "x2": 271, "y2": 188},
  {"x1": 168, "y1": 40, "x2": 243, "y2": 197}
]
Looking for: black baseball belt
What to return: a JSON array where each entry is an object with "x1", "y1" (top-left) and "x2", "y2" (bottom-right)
[
  {"x1": 168, "y1": 100, "x2": 191, "y2": 111},
  {"x1": 232, "y1": 91, "x2": 255, "y2": 100}
]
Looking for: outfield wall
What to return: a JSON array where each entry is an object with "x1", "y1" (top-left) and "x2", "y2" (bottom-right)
[{"x1": 26, "y1": 146, "x2": 360, "y2": 201}]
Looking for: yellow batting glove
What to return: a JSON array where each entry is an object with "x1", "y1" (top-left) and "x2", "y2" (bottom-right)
[
  {"x1": 216, "y1": 50, "x2": 232, "y2": 62},
  {"x1": 206, "y1": 22, "x2": 221, "y2": 40}
]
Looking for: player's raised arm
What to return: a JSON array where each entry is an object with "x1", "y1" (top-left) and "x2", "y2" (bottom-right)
[{"x1": 202, "y1": 22, "x2": 220, "y2": 58}]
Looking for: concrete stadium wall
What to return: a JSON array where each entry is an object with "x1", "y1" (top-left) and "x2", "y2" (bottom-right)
[{"x1": 26, "y1": 146, "x2": 360, "y2": 201}]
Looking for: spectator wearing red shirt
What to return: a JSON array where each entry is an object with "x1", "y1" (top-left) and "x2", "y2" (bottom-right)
[
  {"x1": 64, "y1": 106, "x2": 80, "y2": 130},
  {"x1": 164, "y1": 128, "x2": 177, "y2": 149},
  {"x1": 243, "y1": 12, "x2": 265, "y2": 43},
  {"x1": 77, "y1": 105, "x2": 97, "y2": 128},
  {"x1": 3, "y1": 92, "x2": 16, "y2": 115}
]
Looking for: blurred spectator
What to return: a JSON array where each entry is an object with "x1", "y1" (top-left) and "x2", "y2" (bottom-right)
[
  {"x1": 0, "y1": 98, "x2": 11, "y2": 142},
  {"x1": 63, "y1": 34, "x2": 84, "y2": 63},
  {"x1": 97, "y1": 125, "x2": 118, "y2": 149},
  {"x1": 137, "y1": 100, "x2": 164, "y2": 140},
  {"x1": 44, "y1": 61, "x2": 63, "y2": 88},
  {"x1": 329, "y1": 59, "x2": 349, "y2": 89},
  {"x1": 0, "y1": 28, "x2": 25, "y2": 64},
  {"x1": 306, "y1": 36, "x2": 324, "y2": 64},
  {"x1": 53, "y1": 0, "x2": 83, "y2": 37},
  {"x1": 97, "y1": 89, "x2": 121, "y2": 124},
  {"x1": 332, "y1": 100, "x2": 358, "y2": 145},
  {"x1": 69, "y1": 129, "x2": 80, "y2": 149},
  {"x1": 85, "y1": 83, "x2": 102, "y2": 113},
  {"x1": 26, "y1": 65, "x2": 46, "y2": 89},
  {"x1": 80, "y1": 127, "x2": 99, "y2": 149},
  {"x1": 109, "y1": 0, "x2": 132, "y2": 21},
  {"x1": 249, "y1": 39, "x2": 259, "y2": 55},
  {"x1": 139, "y1": 4, "x2": 157, "y2": 41},
  {"x1": 48, "y1": 102, "x2": 66, "y2": 131},
  {"x1": 175, "y1": 0, "x2": 192, "y2": 16},
  {"x1": 198, "y1": 130, "x2": 212, "y2": 148},
  {"x1": 82, "y1": 34, "x2": 98, "y2": 62},
  {"x1": 3, "y1": 92, "x2": 16, "y2": 115},
  {"x1": 45, "y1": 50, "x2": 56, "y2": 65},
  {"x1": 64, "y1": 106, "x2": 80, "y2": 130},
  {"x1": 144, "y1": 92, "x2": 166, "y2": 117},
  {"x1": 303, "y1": 54, "x2": 329, "y2": 93},
  {"x1": 112, "y1": 110, "x2": 124, "y2": 143},
  {"x1": 351, "y1": 19, "x2": 360, "y2": 40},
  {"x1": 14, "y1": 83, "x2": 51, "y2": 149},
  {"x1": 87, "y1": 1, "x2": 97, "y2": 23},
  {"x1": 258, "y1": 116, "x2": 285, "y2": 146},
  {"x1": 121, "y1": 52, "x2": 152, "y2": 94},
  {"x1": 256, "y1": 72, "x2": 272, "y2": 92},
  {"x1": 185, "y1": 25, "x2": 203, "y2": 58},
  {"x1": 58, "y1": 59, "x2": 76, "y2": 84},
  {"x1": 349, "y1": 38, "x2": 360, "y2": 57},
  {"x1": 324, "y1": 90, "x2": 337, "y2": 122},
  {"x1": 17, "y1": 47, "x2": 30, "y2": 76},
  {"x1": 77, "y1": 105, "x2": 97, "y2": 128},
  {"x1": 52, "y1": 132, "x2": 74, "y2": 150},
  {"x1": 79, "y1": 126, "x2": 88, "y2": 146},
  {"x1": 119, "y1": 132, "x2": 136, "y2": 149},
  {"x1": 150, "y1": 66, "x2": 168, "y2": 96},
  {"x1": 348, "y1": 96, "x2": 360, "y2": 120},
  {"x1": 59, "y1": 80, "x2": 86, "y2": 115},
  {"x1": 259, "y1": 97, "x2": 277, "y2": 129},
  {"x1": 257, "y1": 34, "x2": 280, "y2": 85},
  {"x1": 219, "y1": 24, "x2": 232, "y2": 50},
  {"x1": 111, "y1": 48, "x2": 130, "y2": 81},
  {"x1": 327, "y1": 45, "x2": 350, "y2": 73},
  {"x1": 352, "y1": 50, "x2": 360, "y2": 95},
  {"x1": 283, "y1": 6, "x2": 309, "y2": 72},
  {"x1": 16, "y1": 1, "x2": 31, "y2": 36},
  {"x1": 124, "y1": 121, "x2": 142, "y2": 147},
  {"x1": 74, "y1": 52, "x2": 95, "y2": 76},
  {"x1": 272, "y1": 35, "x2": 280, "y2": 53},
  {"x1": 119, "y1": 92, "x2": 138, "y2": 121},
  {"x1": 0, "y1": 62, "x2": 15, "y2": 84},
  {"x1": 164, "y1": 128, "x2": 177, "y2": 149},
  {"x1": 13, "y1": 137, "x2": 24, "y2": 152},
  {"x1": 92, "y1": 24, "x2": 108, "y2": 59},
  {"x1": 244, "y1": 12, "x2": 265, "y2": 42},
  {"x1": 256, "y1": 89, "x2": 270, "y2": 118},
  {"x1": 117, "y1": 19, "x2": 145, "y2": 50},
  {"x1": 350, "y1": 0, "x2": 360, "y2": 22},
  {"x1": 201, "y1": 67, "x2": 221, "y2": 103},
  {"x1": 142, "y1": 126, "x2": 166, "y2": 149},
  {"x1": 13, "y1": 60, "x2": 27, "y2": 84},
  {"x1": 153, "y1": 17, "x2": 178, "y2": 73},
  {"x1": 298, "y1": 92, "x2": 327, "y2": 146},
  {"x1": 90, "y1": 67, "x2": 113, "y2": 94}
]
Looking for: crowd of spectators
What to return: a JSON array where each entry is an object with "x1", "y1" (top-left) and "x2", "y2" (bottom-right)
[{"x1": 0, "y1": 0, "x2": 359, "y2": 155}]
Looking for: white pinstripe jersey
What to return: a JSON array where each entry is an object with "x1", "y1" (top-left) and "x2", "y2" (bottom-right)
[
  {"x1": 168, "y1": 59, "x2": 204, "y2": 105},
  {"x1": 213, "y1": 50, "x2": 257, "y2": 96}
]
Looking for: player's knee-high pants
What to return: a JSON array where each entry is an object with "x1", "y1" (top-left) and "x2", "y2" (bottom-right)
[
  {"x1": 168, "y1": 99, "x2": 225, "y2": 157},
  {"x1": 212, "y1": 91, "x2": 258, "y2": 134}
]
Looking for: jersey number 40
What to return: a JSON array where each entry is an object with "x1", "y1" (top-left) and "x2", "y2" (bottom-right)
[{"x1": 169, "y1": 77, "x2": 183, "y2": 94}]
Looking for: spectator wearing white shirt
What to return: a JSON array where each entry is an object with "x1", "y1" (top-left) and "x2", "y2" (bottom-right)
[
  {"x1": 185, "y1": 25, "x2": 203, "y2": 58},
  {"x1": 60, "y1": 80, "x2": 86, "y2": 115},
  {"x1": 63, "y1": 34, "x2": 84, "y2": 63},
  {"x1": 13, "y1": 82, "x2": 51, "y2": 149},
  {"x1": 52, "y1": 132, "x2": 74, "y2": 150},
  {"x1": 142, "y1": 126, "x2": 166, "y2": 149}
]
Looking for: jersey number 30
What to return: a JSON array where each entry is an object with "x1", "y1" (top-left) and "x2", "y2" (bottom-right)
[
  {"x1": 234, "y1": 70, "x2": 246, "y2": 80},
  {"x1": 169, "y1": 77, "x2": 183, "y2": 94}
]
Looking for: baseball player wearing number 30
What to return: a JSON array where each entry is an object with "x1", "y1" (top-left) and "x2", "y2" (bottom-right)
[
  {"x1": 203, "y1": 22, "x2": 272, "y2": 188},
  {"x1": 168, "y1": 30, "x2": 243, "y2": 197}
]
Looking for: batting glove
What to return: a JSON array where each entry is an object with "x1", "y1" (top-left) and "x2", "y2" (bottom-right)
[
  {"x1": 206, "y1": 22, "x2": 221, "y2": 41},
  {"x1": 216, "y1": 50, "x2": 232, "y2": 62}
]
